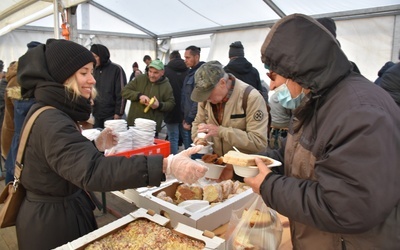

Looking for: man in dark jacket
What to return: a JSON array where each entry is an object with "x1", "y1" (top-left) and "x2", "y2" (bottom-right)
[
  {"x1": 164, "y1": 51, "x2": 188, "y2": 154},
  {"x1": 224, "y1": 41, "x2": 268, "y2": 104},
  {"x1": 181, "y1": 45, "x2": 205, "y2": 149},
  {"x1": 224, "y1": 41, "x2": 262, "y2": 90},
  {"x1": 90, "y1": 44, "x2": 127, "y2": 128}
]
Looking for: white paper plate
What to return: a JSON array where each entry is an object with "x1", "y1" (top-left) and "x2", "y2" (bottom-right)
[{"x1": 233, "y1": 157, "x2": 282, "y2": 177}]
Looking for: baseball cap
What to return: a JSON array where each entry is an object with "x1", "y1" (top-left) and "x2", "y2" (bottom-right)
[
  {"x1": 148, "y1": 59, "x2": 164, "y2": 70},
  {"x1": 191, "y1": 60, "x2": 225, "y2": 102}
]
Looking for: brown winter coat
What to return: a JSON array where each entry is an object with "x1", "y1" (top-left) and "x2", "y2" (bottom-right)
[
  {"x1": 260, "y1": 14, "x2": 400, "y2": 249},
  {"x1": 1, "y1": 62, "x2": 19, "y2": 158}
]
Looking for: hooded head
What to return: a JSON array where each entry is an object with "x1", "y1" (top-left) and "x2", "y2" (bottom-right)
[
  {"x1": 90, "y1": 44, "x2": 110, "y2": 66},
  {"x1": 229, "y1": 41, "x2": 245, "y2": 58},
  {"x1": 45, "y1": 39, "x2": 96, "y2": 83},
  {"x1": 261, "y1": 14, "x2": 351, "y2": 94}
]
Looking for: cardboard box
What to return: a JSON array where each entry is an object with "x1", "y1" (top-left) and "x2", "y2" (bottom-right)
[
  {"x1": 55, "y1": 208, "x2": 225, "y2": 250},
  {"x1": 116, "y1": 180, "x2": 255, "y2": 231}
]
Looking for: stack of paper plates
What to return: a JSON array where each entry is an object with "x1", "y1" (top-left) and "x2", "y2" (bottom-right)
[
  {"x1": 134, "y1": 118, "x2": 156, "y2": 132},
  {"x1": 81, "y1": 129, "x2": 101, "y2": 141},
  {"x1": 104, "y1": 119, "x2": 128, "y2": 133}
]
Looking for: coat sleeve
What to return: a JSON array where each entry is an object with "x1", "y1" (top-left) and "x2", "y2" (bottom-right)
[
  {"x1": 159, "y1": 82, "x2": 175, "y2": 112},
  {"x1": 40, "y1": 111, "x2": 165, "y2": 191},
  {"x1": 121, "y1": 77, "x2": 141, "y2": 102},
  {"x1": 191, "y1": 102, "x2": 206, "y2": 140},
  {"x1": 114, "y1": 65, "x2": 127, "y2": 116}
]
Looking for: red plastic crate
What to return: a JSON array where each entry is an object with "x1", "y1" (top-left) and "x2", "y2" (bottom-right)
[{"x1": 109, "y1": 139, "x2": 170, "y2": 158}]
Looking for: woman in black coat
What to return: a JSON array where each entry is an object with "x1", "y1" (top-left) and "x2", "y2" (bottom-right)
[{"x1": 15, "y1": 39, "x2": 206, "y2": 250}]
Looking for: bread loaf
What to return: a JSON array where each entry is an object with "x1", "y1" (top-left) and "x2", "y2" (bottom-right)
[
  {"x1": 223, "y1": 150, "x2": 273, "y2": 167},
  {"x1": 175, "y1": 184, "x2": 203, "y2": 203},
  {"x1": 203, "y1": 183, "x2": 223, "y2": 203}
]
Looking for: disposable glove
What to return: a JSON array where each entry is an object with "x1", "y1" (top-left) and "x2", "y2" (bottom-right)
[
  {"x1": 166, "y1": 145, "x2": 208, "y2": 184},
  {"x1": 94, "y1": 127, "x2": 119, "y2": 152}
]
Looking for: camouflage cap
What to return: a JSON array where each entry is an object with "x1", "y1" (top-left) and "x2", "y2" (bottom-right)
[{"x1": 191, "y1": 60, "x2": 225, "y2": 102}]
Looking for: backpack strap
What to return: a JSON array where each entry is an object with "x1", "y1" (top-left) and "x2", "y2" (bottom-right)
[
  {"x1": 242, "y1": 85, "x2": 255, "y2": 115},
  {"x1": 13, "y1": 106, "x2": 55, "y2": 186}
]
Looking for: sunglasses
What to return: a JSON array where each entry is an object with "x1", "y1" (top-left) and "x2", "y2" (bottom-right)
[{"x1": 266, "y1": 71, "x2": 277, "y2": 81}]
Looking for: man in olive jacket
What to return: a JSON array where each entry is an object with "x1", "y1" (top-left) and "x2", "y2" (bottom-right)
[{"x1": 122, "y1": 59, "x2": 175, "y2": 134}]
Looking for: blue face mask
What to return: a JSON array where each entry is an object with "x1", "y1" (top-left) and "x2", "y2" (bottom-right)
[{"x1": 277, "y1": 81, "x2": 305, "y2": 109}]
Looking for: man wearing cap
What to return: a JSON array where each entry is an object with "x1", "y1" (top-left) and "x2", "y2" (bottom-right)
[
  {"x1": 191, "y1": 60, "x2": 268, "y2": 159},
  {"x1": 122, "y1": 59, "x2": 175, "y2": 134},
  {"x1": 90, "y1": 44, "x2": 127, "y2": 128}
]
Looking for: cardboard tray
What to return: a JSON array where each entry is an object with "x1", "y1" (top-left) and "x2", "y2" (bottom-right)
[
  {"x1": 55, "y1": 208, "x2": 225, "y2": 250},
  {"x1": 114, "y1": 180, "x2": 254, "y2": 231}
]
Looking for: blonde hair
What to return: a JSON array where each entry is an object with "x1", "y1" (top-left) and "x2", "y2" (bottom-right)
[{"x1": 64, "y1": 74, "x2": 97, "y2": 100}]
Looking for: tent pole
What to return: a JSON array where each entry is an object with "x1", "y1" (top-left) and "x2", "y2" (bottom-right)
[{"x1": 53, "y1": 0, "x2": 60, "y2": 38}]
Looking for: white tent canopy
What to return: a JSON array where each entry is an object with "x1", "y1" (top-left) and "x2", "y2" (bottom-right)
[{"x1": 1, "y1": 0, "x2": 400, "y2": 82}]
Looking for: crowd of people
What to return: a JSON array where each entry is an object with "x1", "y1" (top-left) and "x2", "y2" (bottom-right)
[{"x1": 0, "y1": 13, "x2": 399, "y2": 250}]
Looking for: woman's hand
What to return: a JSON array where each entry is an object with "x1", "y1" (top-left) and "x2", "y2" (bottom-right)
[{"x1": 95, "y1": 127, "x2": 118, "y2": 152}]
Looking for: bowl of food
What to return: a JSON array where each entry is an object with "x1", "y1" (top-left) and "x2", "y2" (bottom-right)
[
  {"x1": 195, "y1": 159, "x2": 226, "y2": 179},
  {"x1": 223, "y1": 150, "x2": 281, "y2": 178},
  {"x1": 191, "y1": 141, "x2": 213, "y2": 154},
  {"x1": 231, "y1": 165, "x2": 259, "y2": 178}
]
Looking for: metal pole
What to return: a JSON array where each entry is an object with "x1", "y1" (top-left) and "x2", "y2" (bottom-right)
[{"x1": 53, "y1": 0, "x2": 60, "y2": 38}]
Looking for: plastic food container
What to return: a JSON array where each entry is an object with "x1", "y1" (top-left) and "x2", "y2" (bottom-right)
[
  {"x1": 191, "y1": 142, "x2": 213, "y2": 154},
  {"x1": 195, "y1": 159, "x2": 226, "y2": 179},
  {"x1": 233, "y1": 165, "x2": 259, "y2": 178}
]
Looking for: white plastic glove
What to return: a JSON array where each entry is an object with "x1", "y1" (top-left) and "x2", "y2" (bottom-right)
[
  {"x1": 166, "y1": 145, "x2": 209, "y2": 184},
  {"x1": 94, "y1": 127, "x2": 119, "y2": 152}
]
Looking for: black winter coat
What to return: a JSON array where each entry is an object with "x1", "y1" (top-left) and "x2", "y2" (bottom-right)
[
  {"x1": 164, "y1": 58, "x2": 188, "y2": 123},
  {"x1": 224, "y1": 57, "x2": 262, "y2": 91},
  {"x1": 92, "y1": 44, "x2": 127, "y2": 119}
]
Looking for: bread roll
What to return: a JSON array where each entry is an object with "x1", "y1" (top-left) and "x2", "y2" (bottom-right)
[{"x1": 223, "y1": 150, "x2": 273, "y2": 166}]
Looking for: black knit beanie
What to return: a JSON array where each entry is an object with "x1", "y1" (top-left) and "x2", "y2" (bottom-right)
[
  {"x1": 27, "y1": 41, "x2": 42, "y2": 50},
  {"x1": 229, "y1": 41, "x2": 245, "y2": 58},
  {"x1": 45, "y1": 39, "x2": 96, "y2": 83}
]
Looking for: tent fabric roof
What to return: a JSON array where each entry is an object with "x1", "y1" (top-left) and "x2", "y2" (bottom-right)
[{"x1": 1, "y1": 0, "x2": 399, "y2": 38}]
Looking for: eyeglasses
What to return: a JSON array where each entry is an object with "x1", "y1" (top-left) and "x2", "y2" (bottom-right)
[{"x1": 267, "y1": 71, "x2": 277, "y2": 81}]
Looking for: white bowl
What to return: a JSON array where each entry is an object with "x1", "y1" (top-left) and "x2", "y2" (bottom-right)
[
  {"x1": 233, "y1": 165, "x2": 259, "y2": 178},
  {"x1": 191, "y1": 142, "x2": 214, "y2": 154},
  {"x1": 195, "y1": 159, "x2": 226, "y2": 179}
]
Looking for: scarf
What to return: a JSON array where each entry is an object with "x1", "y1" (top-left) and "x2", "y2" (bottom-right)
[{"x1": 34, "y1": 81, "x2": 91, "y2": 122}]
